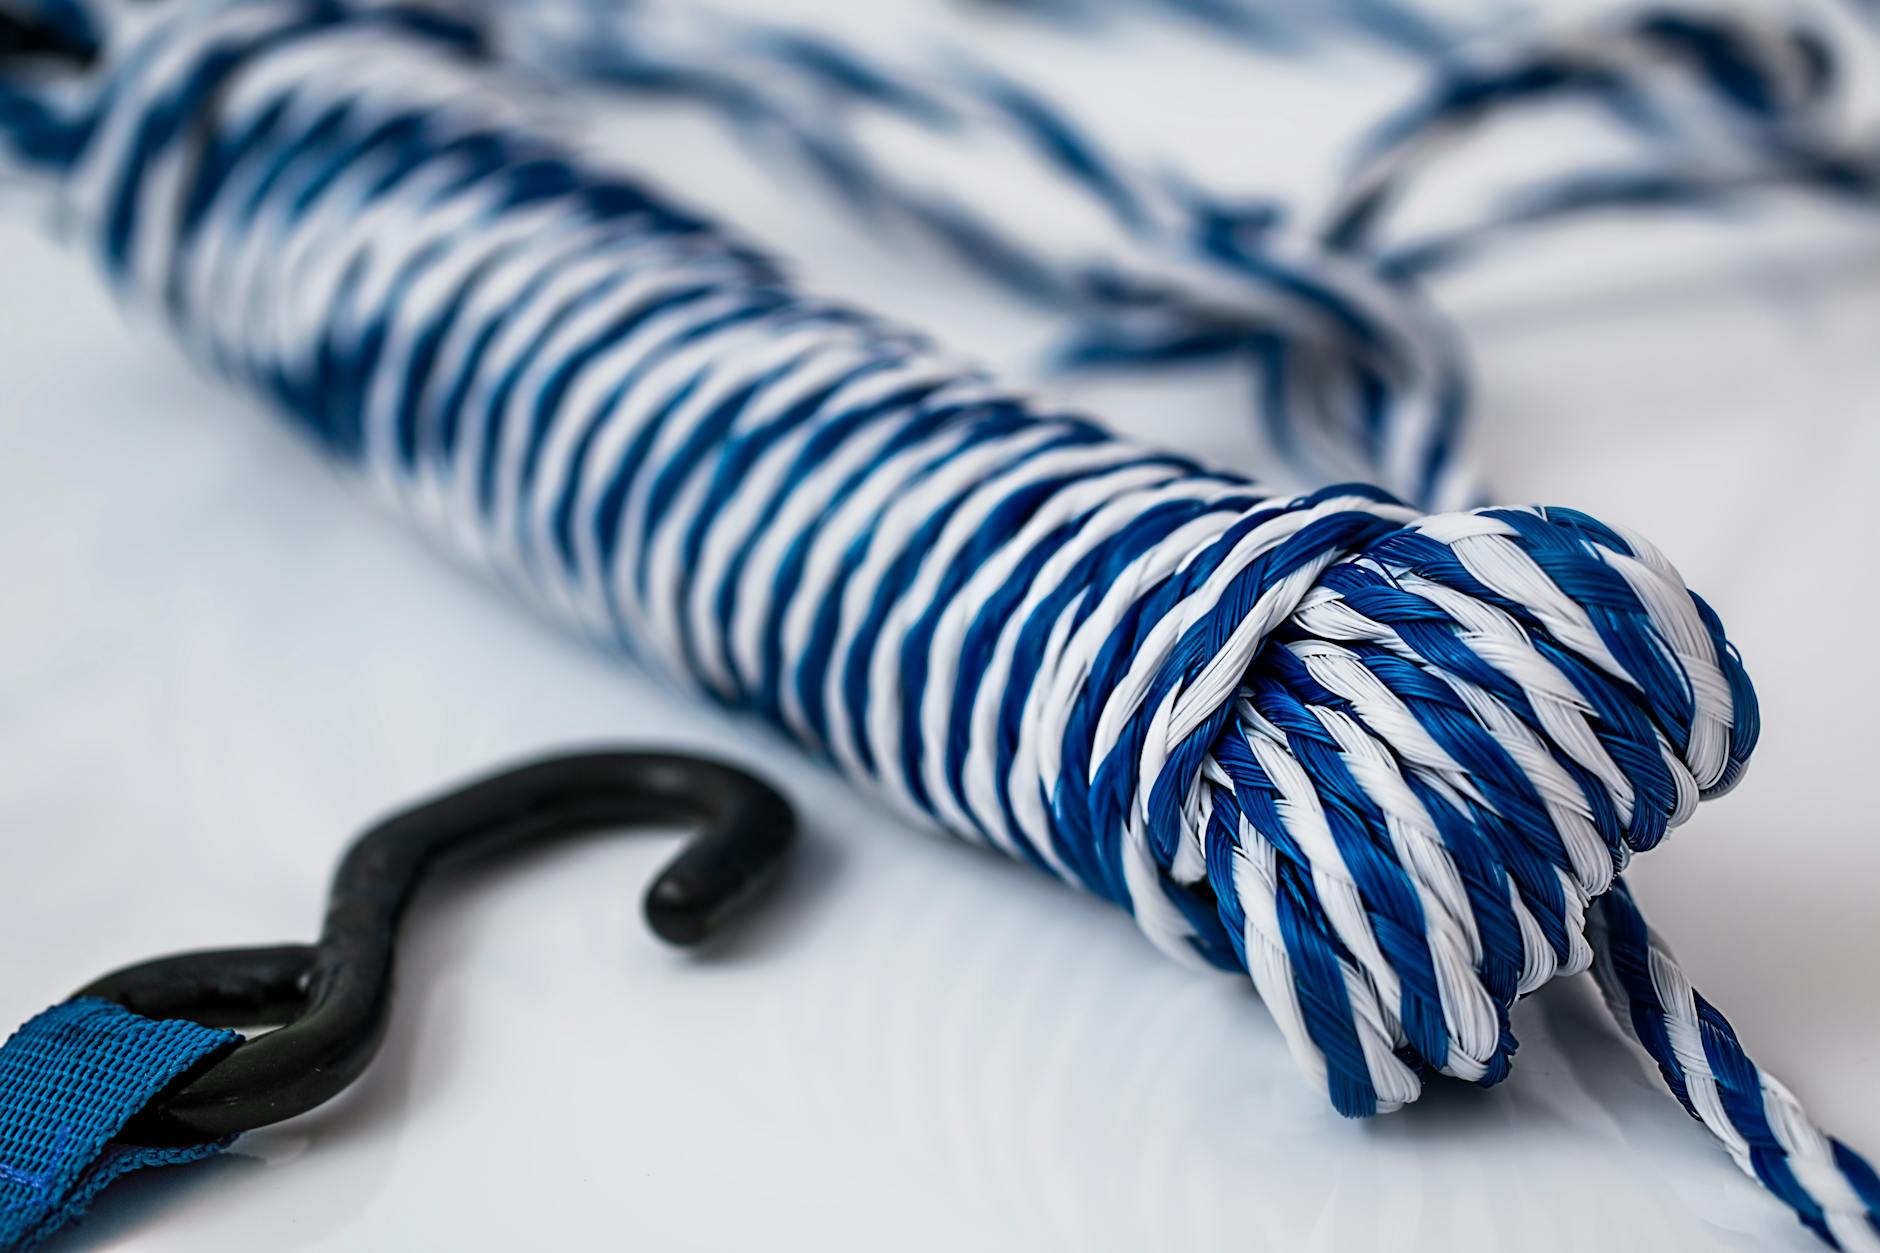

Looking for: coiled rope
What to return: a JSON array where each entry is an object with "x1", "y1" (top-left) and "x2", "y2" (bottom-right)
[
  {"x1": 490, "y1": 0, "x2": 1880, "y2": 511},
  {"x1": 0, "y1": 2, "x2": 1875, "y2": 1246}
]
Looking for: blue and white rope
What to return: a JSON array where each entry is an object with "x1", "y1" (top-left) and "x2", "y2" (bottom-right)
[
  {"x1": 488, "y1": 0, "x2": 1880, "y2": 512},
  {"x1": 959, "y1": 0, "x2": 1473, "y2": 60},
  {"x1": 1331, "y1": 6, "x2": 1880, "y2": 274},
  {"x1": 490, "y1": 0, "x2": 1497, "y2": 508},
  {"x1": 1, "y1": 3, "x2": 1876, "y2": 1247}
]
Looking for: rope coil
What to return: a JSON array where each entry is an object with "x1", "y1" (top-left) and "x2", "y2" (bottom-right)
[
  {"x1": 0, "y1": 2, "x2": 1874, "y2": 1246},
  {"x1": 488, "y1": 0, "x2": 1879, "y2": 513}
]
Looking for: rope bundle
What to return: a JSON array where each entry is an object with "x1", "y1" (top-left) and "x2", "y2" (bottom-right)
[
  {"x1": 1, "y1": 2, "x2": 1875, "y2": 1246},
  {"x1": 492, "y1": 0, "x2": 1879, "y2": 513}
]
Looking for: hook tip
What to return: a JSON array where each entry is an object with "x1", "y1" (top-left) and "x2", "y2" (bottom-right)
[{"x1": 643, "y1": 876, "x2": 716, "y2": 946}]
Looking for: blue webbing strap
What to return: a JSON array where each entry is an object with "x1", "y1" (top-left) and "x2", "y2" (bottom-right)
[{"x1": 0, "y1": 998, "x2": 238, "y2": 1252}]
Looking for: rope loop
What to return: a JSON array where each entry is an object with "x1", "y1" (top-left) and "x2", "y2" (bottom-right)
[{"x1": 0, "y1": 2, "x2": 1871, "y2": 1246}]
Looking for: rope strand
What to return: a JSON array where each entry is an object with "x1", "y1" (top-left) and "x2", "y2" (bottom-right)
[
  {"x1": 486, "y1": 0, "x2": 1880, "y2": 511},
  {"x1": 0, "y1": 3, "x2": 1874, "y2": 1245}
]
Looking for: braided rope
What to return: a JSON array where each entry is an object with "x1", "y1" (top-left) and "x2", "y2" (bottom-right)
[
  {"x1": 961, "y1": 0, "x2": 1471, "y2": 59},
  {"x1": 490, "y1": 0, "x2": 1880, "y2": 513},
  {"x1": 1, "y1": 2, "x2": 1875, "y2": 1246}
]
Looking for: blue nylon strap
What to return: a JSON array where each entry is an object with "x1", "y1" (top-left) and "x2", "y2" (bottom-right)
[{"x1": 0, "y1": 998, "x2": 238, "y2": 1252}]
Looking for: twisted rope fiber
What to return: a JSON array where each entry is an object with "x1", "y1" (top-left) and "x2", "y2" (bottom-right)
[
  {"x1": 1, "y1": 3, "x2": 1876, "y2": 1245},
  {"x1": 492, "y1": 0, "x2": 1880, "y2": 514},
  {"x1": 936, "y1": 0, "x2": 1468, "y2": 60}
]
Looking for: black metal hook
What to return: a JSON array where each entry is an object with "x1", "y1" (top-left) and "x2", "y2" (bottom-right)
[{"x1": 74, "y1": 751, "x2": 796, "y2": 1146}]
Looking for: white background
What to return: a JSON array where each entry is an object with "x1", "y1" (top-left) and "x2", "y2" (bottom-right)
[{"x1": 2, "y1": 3, "x2": 1878, "y2": 1249}]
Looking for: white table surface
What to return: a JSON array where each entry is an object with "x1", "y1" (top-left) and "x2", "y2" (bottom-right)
[{"x1": 2, "y1": 4, "x2": 1877, "y2": 1249}]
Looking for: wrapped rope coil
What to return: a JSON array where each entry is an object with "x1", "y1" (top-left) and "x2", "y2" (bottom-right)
[{"x1": 0, "y1": 2, "x2": 1875, "y2": 1246}]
